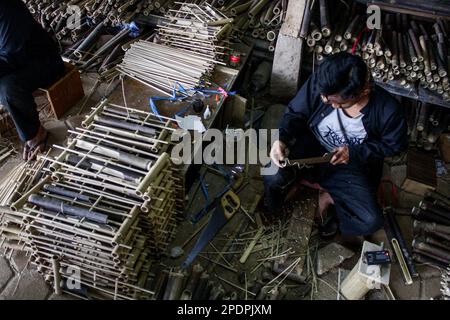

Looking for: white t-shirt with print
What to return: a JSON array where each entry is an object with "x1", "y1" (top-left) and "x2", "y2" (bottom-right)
[{"x1": 313, "y1": 108, "x2": 367, "y2": 152}]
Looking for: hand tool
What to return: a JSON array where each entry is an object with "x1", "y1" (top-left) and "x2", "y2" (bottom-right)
[
  {"x1": 182, "y1": 190, "x2": 240, "y2": 269},
  {"x1": 280, "y1": 151, "x2": 336, "y2": 169}
]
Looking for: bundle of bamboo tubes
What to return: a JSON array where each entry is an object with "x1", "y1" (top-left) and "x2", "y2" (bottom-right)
[
  {"x1": 0, "y1": 100, "x2": 183, "y2": 300},
  {"x1": 404, "y1": 99, "x2": 450, "y2": 150},
  {"x1": 217, "y1": 0, "x2": 288, "y2": 52},
  {"x1": 22, "y1": 0, "x2": 158, "y2": 73},
  {"x1": 304, "y1": 0, "x2": 450, "y2": 103},
  {"x1": 117, "y1": 40, "x2": 216, "y2": 96},
  {"x1": 411, "y1": 191, "x2": 450, "y2": 269},
  {"x1": 23, "y1": 0, "x2": 150, "y2": 35}
]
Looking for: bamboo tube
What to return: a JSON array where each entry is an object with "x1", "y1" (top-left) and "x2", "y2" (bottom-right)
[
  {"x1": 419, "y1": 36, "x2": 432, "y2": 77},
  {"x1": 406, "y1": 35, "x2": 418, "y2": 63},
  {"x1": 310, "y1": 21, "x2": 322, "y2": 41},
  {"x1": 344, "y1": 15, "x2": 360, "y2": 40},
  {"x1": 319, "y1": 0, "x2": 330, "y2": 37},
  {"x1": 135, "y1": 152, "x2": 170, "y2": 197},
  {"x1": 391, "y1": 31, "x2": 399, "y2": 68},
  {"x1": 408, "y1": 29, "x2": 423, "y2": 62},
  {"x1": 11, "y1": 177, "x2": 51, "y2": 211},
  {"x1": 299, "y1": 0, "x2": 313, "y2": 39},
  {"x1": 81, "y1": 99, "x2": 108, "y2": 128},
  {"x1": 74, "y1": 139, "x2": 153, "y2": 171}
]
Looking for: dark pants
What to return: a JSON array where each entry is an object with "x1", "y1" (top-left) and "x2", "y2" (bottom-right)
[
  {"x1": 0, "y1": 57, "x2": 64, "y2": 141},
  {"x1": 264, "y1": 130, "x2": 384, "y2": 236}
]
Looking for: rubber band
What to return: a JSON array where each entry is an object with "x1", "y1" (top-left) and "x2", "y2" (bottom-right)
[
  {"x1": 352, "y1": 27, "x2": 369, "y2": 55},
  {"x1": 148, "y1": 83, "x2": 236, "y2": 122}
]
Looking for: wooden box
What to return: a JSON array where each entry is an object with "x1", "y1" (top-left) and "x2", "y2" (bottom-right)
[{"x1": 38, "y1": 62, "x2": 84, "y2": 119}]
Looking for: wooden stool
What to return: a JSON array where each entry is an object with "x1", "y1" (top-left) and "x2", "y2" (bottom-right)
[{"x1": 37, "y1": 62, "x2": 84, "y2": 119}]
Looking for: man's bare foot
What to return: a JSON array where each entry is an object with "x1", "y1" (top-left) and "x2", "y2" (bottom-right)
[
  {"x1": 316, "y1": 190, "x2": 335, "y2": 221},
  {"x1": 23, "y1": 125, "x2": 49, "y2": 161}
]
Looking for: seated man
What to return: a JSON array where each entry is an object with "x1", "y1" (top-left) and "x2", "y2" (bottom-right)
[
  {"x1": 264, "y1": 52, "x2": 408, "y2": 237},
  {"x1": 0, "y1": 0, "x2": 64, "y2": 160}
]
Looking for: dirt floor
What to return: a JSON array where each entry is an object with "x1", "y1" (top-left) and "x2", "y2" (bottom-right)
[{"x1": 0, "y1": 73, "x2": 448, "y2": 300}]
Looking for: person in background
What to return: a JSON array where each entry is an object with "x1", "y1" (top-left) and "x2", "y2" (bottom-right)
[
  {"x1": 264, "y1": 52, "x2": 408, "y2": 239},
  {"x1": 0, "y1": 0, "x2": 64, "y2": 160}
]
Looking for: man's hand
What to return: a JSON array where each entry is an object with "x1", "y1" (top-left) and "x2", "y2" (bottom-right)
[
  {"x1": 330, "y1": 146, "x2": 349, "y2": 165},
  {"x1": 270, "y1": 140, "x2": 290, "y2": 168}
]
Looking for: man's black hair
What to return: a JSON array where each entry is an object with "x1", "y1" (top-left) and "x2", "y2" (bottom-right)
[{"x1": 317, "y1": 52, "x2": 368, "y2": 99}]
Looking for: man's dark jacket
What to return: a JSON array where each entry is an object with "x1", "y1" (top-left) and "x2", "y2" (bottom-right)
[
  {"x1": 279, "y1": 72, "x2": 408, "y2": 182},
  {"x1": 0, "y1": 0, "x2": 59, "y2": 69}
]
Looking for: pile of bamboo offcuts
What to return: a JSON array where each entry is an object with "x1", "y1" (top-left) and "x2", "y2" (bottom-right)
[{"x1": 0, "y1": 139, "x2": 15, "y2": 166}]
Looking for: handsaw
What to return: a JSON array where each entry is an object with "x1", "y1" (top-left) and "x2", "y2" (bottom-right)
[
  {"x1": 280, "y1": 151, "x2": 336, "y2": 169},
  {"x1": 182, "y1": 190, "x2": 241, "y2": 269}
]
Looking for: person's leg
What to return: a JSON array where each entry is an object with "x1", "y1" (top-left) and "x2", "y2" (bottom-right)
[
  {"x1": 0, "y1": 57, "x2": 64, "y2": 142},
  {"x1": 263, "y1": 165, "x2": 298, "y2": 214},
  {"x1": 320, "y1": 164, "x2": 384, "y2": 236},
  {"x1": 263, "y1": 130, "x2": 328, "y2": 215},
  {"x1": 0, "y1": 73, "x2": 40, "y2": 141}
]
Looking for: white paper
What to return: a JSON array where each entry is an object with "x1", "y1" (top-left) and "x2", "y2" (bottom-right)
[{"x1": 176, "y1": 115, "x2": 206, "y2": 133}]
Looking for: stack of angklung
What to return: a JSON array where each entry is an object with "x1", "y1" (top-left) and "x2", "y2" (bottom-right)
[
  {"x1": 116, "y1": 3, "x2": 232, "y2": 96},
  {"x1": 157, "y1": 2, "x2": 230, "y2": 63},
  {"x1": 0, "y1": 150, "x2": 48, "y2": 253},
  {"x1": 0, "y1": 156, "x2": 49, "y2": 207},
  {"x1": 303, "y1": 0, "x2": 450, "y2": 102},
  {"x1": 3, "y1": 100, "x2": 183, "y2": 299}
]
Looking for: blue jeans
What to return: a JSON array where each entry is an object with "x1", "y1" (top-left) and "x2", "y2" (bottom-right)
[
  {"x1": 0, "y1": 57, "x2": 64, "y2": 141},
  {"x1": 264, "y1": 131, "x2": 384, "y2": 236}
]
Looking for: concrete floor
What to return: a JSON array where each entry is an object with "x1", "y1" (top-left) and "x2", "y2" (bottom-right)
[{"x1": 0, "y1": 74, "x2": 448, "y2": 300}]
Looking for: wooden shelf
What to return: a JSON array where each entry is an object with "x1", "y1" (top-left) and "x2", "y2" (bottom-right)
[{"x1": 354, "y1": 0, "x2": 450, "y2": 19}]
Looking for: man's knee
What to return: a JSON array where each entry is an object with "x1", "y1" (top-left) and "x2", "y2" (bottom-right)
[{"x1": 360, "y1": 206, "x2": 384, "y2": 235}]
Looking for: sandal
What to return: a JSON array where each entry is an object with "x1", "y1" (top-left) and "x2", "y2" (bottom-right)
[{"x1": 25, "y1": 132, "x2": 49, "y2": 161}]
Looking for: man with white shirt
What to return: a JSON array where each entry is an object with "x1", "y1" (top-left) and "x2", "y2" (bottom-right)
[{"x1": 264, "y1": 52, "x2": 408, "y2": 237}]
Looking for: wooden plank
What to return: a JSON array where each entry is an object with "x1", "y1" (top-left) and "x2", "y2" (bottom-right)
[
  {"x1": 355, "y1": 0, "x2": 450, "y2": 20},
  {"x1": 271, "y1": 0, "x2": 307, "y2": 99},
  {"x1": 281, "y1": 0, "x2": 308, "y2": 38}
]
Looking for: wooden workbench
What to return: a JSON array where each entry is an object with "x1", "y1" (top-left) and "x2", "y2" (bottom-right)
[
  {"x1": 108, "y1": 42, "x2": 253, "y2": 129},
  {"x1": 107, "y1": 42, "x2": 253, "y2": 188}
]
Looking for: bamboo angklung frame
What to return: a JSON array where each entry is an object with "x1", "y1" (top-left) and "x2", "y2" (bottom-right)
[{"x1": 1, "y1": 100, "x2": 183, "y2": 300}]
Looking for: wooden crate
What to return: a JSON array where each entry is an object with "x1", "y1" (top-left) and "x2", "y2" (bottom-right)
[{"x1": 38, "y1": 62, "x2": 84, "y2": 119}]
